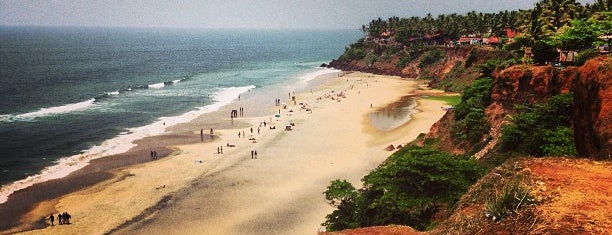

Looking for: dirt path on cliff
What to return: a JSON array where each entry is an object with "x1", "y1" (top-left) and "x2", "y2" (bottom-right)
[
  {"x1": 526, "y1": 158, "x2": 612, "y2": 234},
  {"x1": 322, "y1": 157, "x2": 612, "y2": 235}
]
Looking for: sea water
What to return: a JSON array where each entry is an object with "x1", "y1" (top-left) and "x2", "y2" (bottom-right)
[{"x1": 0, "y1": 26, "x2": 360, "y2": 203}]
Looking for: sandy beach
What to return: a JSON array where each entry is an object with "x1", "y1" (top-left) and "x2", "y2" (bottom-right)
[{"x1": 8, "y1": 72, "x2": 448, "y2": 235}]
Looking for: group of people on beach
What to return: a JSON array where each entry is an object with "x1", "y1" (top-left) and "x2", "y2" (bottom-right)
[
  {"x1": 150, "y1": 150, "x2": 158, "y2": 160},
  {"x1": 231, "y1": 107, "x2": 245, "y2": 118},
  {"x1": 217, "y1": 146, "x2": 223, "y2": 154},
  {"x1": 200, "y1": 128, "x2": 214, "y2": 141},
  {"x1": 48, "y1": 212, "x2": 71, "y2": 226}
]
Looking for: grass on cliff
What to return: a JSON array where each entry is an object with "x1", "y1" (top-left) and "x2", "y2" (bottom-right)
[{"x1": 423, "y1": 95, "x2": 461, "y2": 106}]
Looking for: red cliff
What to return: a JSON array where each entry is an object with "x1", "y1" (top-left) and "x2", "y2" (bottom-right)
[
  {"x1": 426, "y1": 56, "x2": 611, "y2": 159},
  {"x1": 572, "y1": 56, "x2": 612, "y2": 159}
]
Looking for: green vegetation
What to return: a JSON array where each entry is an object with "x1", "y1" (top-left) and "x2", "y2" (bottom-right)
[
  {"x1": 322, "y1": 146, "x2": 485, "y2": 231},
  {"x1": 485, "y1": 178, "x2": 536, "y2": 222},
  {"x1": 423, "y1": 95, "x2": 462, "y2": 106},
  {"x1": 347, "y1": 0, "x2": 610, "y2": 67},
  {"x1": 418, "y1": 49, "x2": 445, "y2": 69},
  {"x1": 500, "y1": 93, "x2": 576, "y2": 156},
  {"x1": 396, "y1": 48, "x2": 424, "y2": 68},
  {"x1": 324, "y1": 0, "x2": 609, "y2": 232},
  {"x1": 339, "y1": 39, "x2": 366, "y2": 61},
  {"x1": 452, "y1": 77, "x2": 493, "y2": 143}
]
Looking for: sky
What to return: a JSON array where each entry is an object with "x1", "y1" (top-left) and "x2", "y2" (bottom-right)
[{"x1": 0, "y1": 0, "x2": 596, "y2": 30}]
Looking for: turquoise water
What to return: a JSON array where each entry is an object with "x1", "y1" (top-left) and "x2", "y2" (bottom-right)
[{"x1": 0, "y1": 26, "x2": 360, "y2": 200}]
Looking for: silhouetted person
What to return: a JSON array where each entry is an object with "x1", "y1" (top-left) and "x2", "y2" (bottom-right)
[
  {"x1": 49, "y1": 214, "x2": 54, "y2": 226},
  {"x1": 63, "y1": 212, "x2": 71, "y2": 224},
  {"x1": 58, "y1": 213, "x2": 63, "y2": 225},
  {"x1": 251, "y1": 150, "x2": 254, "y2": 159}
]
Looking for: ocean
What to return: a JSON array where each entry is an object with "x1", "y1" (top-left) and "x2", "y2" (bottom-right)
[{"x1": 0, "y1": 26, "x2": 361, "y2": 202}]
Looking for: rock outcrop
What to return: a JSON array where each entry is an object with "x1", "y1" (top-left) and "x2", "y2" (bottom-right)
[
  {"x1": 425, "y1": 56, "x2": 611, "y2": 159},
  {"x1": 572, "y1": 56, "x2": 612, "y2": 159}
]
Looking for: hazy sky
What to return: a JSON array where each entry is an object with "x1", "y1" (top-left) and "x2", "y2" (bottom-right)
[{"x1": 0, "y1": 0, "x2": 596, "y2": 29}]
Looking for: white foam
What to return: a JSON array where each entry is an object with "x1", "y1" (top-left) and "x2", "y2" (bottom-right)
[
  {"x1": 299, "y1": 67, "x2": 340, "y2": 83},
  {"x1": 172, "y1": 79, "x2": 181, "y2": 84},
  {"x1": 0, "y1": 99, "x2": 97, "y2": 122},
  {"x1": 148, "y1": 82, "x2": 165, "y2": 89},
  {"x1": 106, "y1": 91, "x2": 120, "y2": 96},
  {"x1": 0, "y1": 85, "x2": 256, "y2": 205}
]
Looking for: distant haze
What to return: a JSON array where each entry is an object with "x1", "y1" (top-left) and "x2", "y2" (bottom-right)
[{"x1": 0, "y1": 0, "x2": 596, "y2": 29}]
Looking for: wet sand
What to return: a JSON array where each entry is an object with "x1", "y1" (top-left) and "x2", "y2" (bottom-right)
[{"x1": 5, "y1": 72, "x2": 449, "y2": 235}]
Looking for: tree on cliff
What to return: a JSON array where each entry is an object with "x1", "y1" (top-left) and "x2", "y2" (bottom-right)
[{"x1": 322, "y1": 147, "x2": 484, "y2": 232}]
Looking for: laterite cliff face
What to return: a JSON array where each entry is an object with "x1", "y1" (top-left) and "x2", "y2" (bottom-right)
[
  {"x1": 572, "y1": 56, "x2": 612, "y2": 159},
  {"x1": 426, "y1": 56, "x2": 611, "y2": 159}
]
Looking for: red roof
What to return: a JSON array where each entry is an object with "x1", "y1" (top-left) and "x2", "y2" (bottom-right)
[
  {"x1": 506, "y1": 29, "x2": 518, "y2": 38},
  {"x1": 488, "y1": 36, "x2": 500, "y2": 44},
  {"x1": 458, "y1": 37, "x2": 471, "y2": 43}
]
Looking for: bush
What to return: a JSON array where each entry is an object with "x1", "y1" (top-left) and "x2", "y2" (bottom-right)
[
  {"x1": 574, "y1": 49, "x2": 599, "y2": 66},
  {"x1": 500, "y1": 93, "x2": 576, "y2": 156},
  {"x1": 322, "y1": 146, "x2": 485, "y2": 231},
  {"x1": 532, "y1": 40, "x2": 557, "y2": 65},
  {"x1": 340, "y1": 40, "x2": 367, "y2": 61},
  {"x1": 464, "y1": 49, "x2": 478, "y2": 68},
  {"x1": 396, "y1": 48, "x2": 424, "y2": 68},
  {"x1": 485, "y1": 179, "x2": 535, "y2": 222},
  {"x1": 541, "y1": 127, "x2": 578, "y2": 156},
  {"x1": 419, "y1": 49, "x2": 445, "y2": 69},
  {"x1": 452, "y1": 77, "x2": 493, "y2": 142}
]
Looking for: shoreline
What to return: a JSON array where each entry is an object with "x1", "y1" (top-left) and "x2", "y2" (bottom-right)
[
  {"x1": 0, "y1": 68, "x2": 339, "y2": 232},
  {"x1": 5, "y1": 72, "x2": 449, "y2": 234}
]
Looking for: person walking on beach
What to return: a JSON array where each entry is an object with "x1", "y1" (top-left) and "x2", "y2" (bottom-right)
[
  {"x1": 238, "y1": 132, "x2": 241, "y2": 138},
  {"x1": 250, "y1": 127, "x2": 253, "y2": 134},
  {"x1": 49, "y1": 214, "x2": 55, "y2": 226},
  {"x1": 251, "y1": 150, "x2": 254, "y2": 159},
  {"x1": 154, "y1": 151, "x2": 157, "y2": 160},
  {"x1": 150, "y1": 151, "x2": 154, "y2": 160},
  {"x1": 58, "y1": 213, "x2": 63, "y2": 225},
  {"x1": 220, "y1": 146, "x2": 223, "y2": 154},
  {"x1": 257, "y1": 127, "x2": 260, "y2": 134},
  {"x1": 254, "y1": 150, "x2": 258, "y2": 159},
  {"x1": 63, "y1": 212, "x2": 71, "y2": 224}
]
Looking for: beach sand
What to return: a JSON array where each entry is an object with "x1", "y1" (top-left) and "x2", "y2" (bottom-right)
[{"x1": 10, "y1": 72, "x2": 448, "y2": 235}]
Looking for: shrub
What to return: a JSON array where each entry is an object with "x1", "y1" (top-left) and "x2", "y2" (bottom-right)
[
  {"x1": 452, "y1": 77, "x2": 493, "y2": 142},
  {"x1": 322, "y1": 146, "x2": 485, "y2": 231},
  {"x1": 541, "y1": 127, "x2": 578, "y2": 156},
  {"x1": 419, "y1": 49, "x2": 445, "y2": 69},
  {"x1": 574, "y1": 49, "x2": 599, "y2": 66},
  {"x1": 396, "y1": 48, "x2": 425, "y2": 68},
  {"x1": 532, "y1": 40, "x2": 557, "y2": 65},
  {"x1": 500, "y1": 93, "x2": 576, "y2": 156},
  {"x1": 464, "y1": 49, "x2": 478, "y2": 68},
  {"x1": 340, "y1": 40, "x2": 367, "y2": 61},
  {"x1": 485, "y1": 179, "x2": 535, "y2": 222}
]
